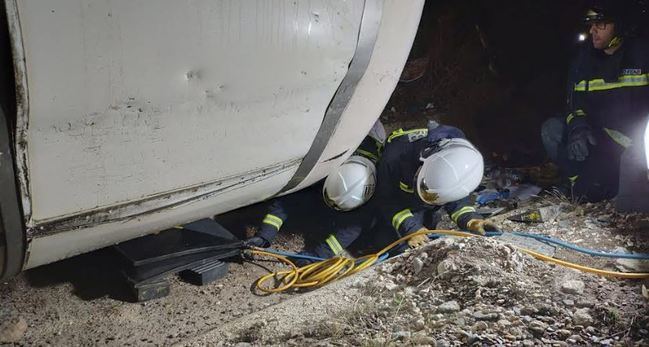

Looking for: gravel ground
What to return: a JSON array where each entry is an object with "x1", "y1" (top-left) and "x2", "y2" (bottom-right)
[
  {"x1": 2, "y1": 198, "x2": 649, "y2": 346},
  {"x1": 275, "y1": 236, "x2": 649, "y2": 346}
]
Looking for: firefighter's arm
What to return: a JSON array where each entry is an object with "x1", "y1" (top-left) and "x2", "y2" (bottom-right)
[
  {"x1": 566, "y1": 108, "x2": 589, "y2": 131},
  {"x1": 253, "y1": 199, "x2": 289, "y2": 246},
  {"x1": 444, "y1": 197, "x2": 498, "y2": 234},
  {"x1": 375, "y1": 146, "x2": 423, "y2": 237},
  {"x1": 565, "y1": 56, "x2": 590, "y2": 134},
  {"x1": 309, "y1": 224, "x2": 364, "y2": 259}
]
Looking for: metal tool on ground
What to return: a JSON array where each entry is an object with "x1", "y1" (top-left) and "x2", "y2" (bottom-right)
[
  {"x1": 507, "y1": 209, "x2": 544, "y2": 223},
  {"x1": 476, "y1": 207, "x2": 507, "y2": 218},
  {"x1": 507, "y1": 205, "x2": 563, "y2": 224}
]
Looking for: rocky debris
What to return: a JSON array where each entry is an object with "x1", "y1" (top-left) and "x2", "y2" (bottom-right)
[
  {"x1": 561, "y1": 279, "x2": 585, "y2": 295},
  {"x1": 4, "y1": 198, "x2": 649, "y2": 346},
  {"x1": 260, "y1": 224, "x2": 649, "y2": 346},
  {"x1": 572, "y1": 308, "x2": 594, "y2": 326},
  {"x1": 616, "y1": 258, "x2": 649, "y2": 272},
  {"x1": 412, "y1": 257, "x2": 425, "y2": 275},
  {"x1": 0, "y1": 314, "x2": 27, "y2": 343},
  {"x1": 437, "y1": 300, "x2": 461, "y2": 313},
  {"x1": 562, "y1": 299, "x2": 575, "y2": 307}
]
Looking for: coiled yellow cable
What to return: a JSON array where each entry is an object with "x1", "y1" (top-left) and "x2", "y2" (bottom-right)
[{"x1": 250, "y1": 229, "x2": 649, "y2": 293}]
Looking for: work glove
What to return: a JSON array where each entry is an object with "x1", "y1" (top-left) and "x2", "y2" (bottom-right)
[
  {"x1": 243, "y1": 236, "x2": 270, "y2": 248},
  {"x1": 567, "y1": 127, "x2": 597, "y2": 162},
  {"x1": 407, "y1": 228, "x2": 431, "y2": 248},
  {"x1": 466, "y1": 219, "x2": 500, "y2": 235}
]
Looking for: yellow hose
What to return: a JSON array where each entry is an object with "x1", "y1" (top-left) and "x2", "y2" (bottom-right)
[
  {"x1": 250, "y1": 229, "x2": 649, "y2": 293},
  {"x1": 518, "y1": 248, "x2": 649, "y2": 279}
]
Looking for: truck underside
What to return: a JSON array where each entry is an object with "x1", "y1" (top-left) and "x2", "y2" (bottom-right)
[{"x1": 0, "y1": 0, "x2": 24, "y2": 281}]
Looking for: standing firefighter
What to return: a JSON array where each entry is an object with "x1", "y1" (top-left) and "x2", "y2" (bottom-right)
[
  {"x1": 245, "y1": 121, "x2": 385, "y2": 262},
  {"x1": 542, "y1": 0, "x2": 649, "y2": 202},
  {"x1": 375, "y1": 121, "x2": 498, "y2": 249}
]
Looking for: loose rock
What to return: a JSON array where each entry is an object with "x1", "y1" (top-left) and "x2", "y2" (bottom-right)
[
  {"x1": 561, "y1": 280, "x2": 585, "y2": 295},
  {"x1": 0, "y1": 316, "x2": 27, "y2": 343},
  {"x1": 572, "y1": 308, "x2": 593, "y2": 326},
  {"x1": 437, "y1": 300, "x2": 461, "y2": 313}
]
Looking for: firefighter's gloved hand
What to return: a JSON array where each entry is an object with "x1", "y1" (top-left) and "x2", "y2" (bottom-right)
[
  {"x1": 244, "y1": 236, "x2": 270, "y2": 248},
  {"x1": 407, "y1": 228, "x2": 430, "y2": 248},
  {"x1": 567, "y1": 127, "x2": 597, "y2": 162},
  {"x1": 467, "y1": 219, "x2": 500, "y2": 235}
]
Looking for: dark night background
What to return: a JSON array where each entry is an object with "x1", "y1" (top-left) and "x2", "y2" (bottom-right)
[{"x1": 385, "y1": 0, "x2": 648, "y2": 167}]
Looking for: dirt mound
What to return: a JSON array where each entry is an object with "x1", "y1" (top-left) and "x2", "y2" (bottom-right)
[{"x1": 277, "y1": 237, "x2": 649, "y2": 346}]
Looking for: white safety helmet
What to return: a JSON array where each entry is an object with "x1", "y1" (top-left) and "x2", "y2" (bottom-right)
[
  {"x1": 323, "y1": 155, "x2": 377, "y2": 211},
  {"x1": 415, "y1": 138, "x2": 484, "y2": 206}
]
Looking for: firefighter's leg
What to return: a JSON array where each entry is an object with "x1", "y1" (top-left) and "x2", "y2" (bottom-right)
[
  {"x1": 570, "y1": 132, "x2": 623, "y2": 202},
  {"x1": 541, "y1": 117, "x2": 566, "y2": 163}
]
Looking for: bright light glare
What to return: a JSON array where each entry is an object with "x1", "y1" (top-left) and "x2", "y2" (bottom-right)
[
  {"x1": 645, "y1": 117, "x2": 649, "y2": 170},
  {"x1": 578, "y1": 33, "x2": 587, "y2": 42}
]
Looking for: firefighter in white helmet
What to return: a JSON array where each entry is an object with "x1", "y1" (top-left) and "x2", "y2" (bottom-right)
[
  {"x1": 323, "y1": 152, "x2": 377, "y2": 212},
  {"x1": 375, "y1": 121, "x2": 498, "y2": 249},
  {"x1": 245, "y1": 120, "x2": 385, "y2": 262},
  {"x1": 322, "y1": 119, "x2": 386, "y2": 212}
]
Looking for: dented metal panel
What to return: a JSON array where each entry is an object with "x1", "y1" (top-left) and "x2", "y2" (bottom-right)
[
  {"x1": 280, "y1": 0, "x2": 382, "y2": 193},
  {"x1": 26, "y1": 165, "x2": 298, "y2": 268},
  {"x1": 14, "y1": 0, "x2": 364, "y2": 230},
  {"x1": 291, "y1": 0, "x2": 425, "y2": 191},
  {"x1": 30, "y1": 159, "x2": 300, "y2": 237},
  {"x1": 4, "y1": 0, "x2": 425, "y2": 270}
]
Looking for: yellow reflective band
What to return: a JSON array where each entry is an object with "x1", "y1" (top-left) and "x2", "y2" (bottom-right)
[
  {"x1": 566, "y1": 109, "x2": 586, "y2": 125},
  {"x1": 451, "y1": 206, "x2": 476, "y2": 224},
  {"x1": 603, "y1": 128, "x2": 632, "y2": 148},
  {"x1": 574, "y1": 74, "x2": 649, "y2": 92},
  {"x1": 608, "y1": 36, "x2": 622, "y2": 49},
  {"x1": 387, "y1": 128, "x2": 428, "y2": 143},
  {"x1": 566, "y1": 114, "x2": 575, "y2": 125},
  {"x1": 325, "y1": 235, "x2": 344, "y2": 255},
  {"x1": 399, "y1": 181, "x2": 414, "y2": 194},
  {"x1": 355, "y1": 149, "x2": 379, "y2": 163},
  {"x1": 262, "y1": 214, "x2": 283, "y2": 230},
  {"x1": 392, "y1": 209, "x2": 414, "y2": 231}
]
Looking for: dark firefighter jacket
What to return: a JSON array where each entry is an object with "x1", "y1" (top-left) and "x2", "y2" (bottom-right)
[
  {"x1": 375, "y1": 124, "x2": 483, "y2": 237},
  {"x1": 567, "y1": 37, "x2": 649, "y2": 151},
  {"x1": 255, "y1": 131, "x2": 383, "y2": 259}
]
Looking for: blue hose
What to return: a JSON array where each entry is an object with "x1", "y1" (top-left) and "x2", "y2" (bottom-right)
[
  {"x1": 263, "y1": 230, "x2": 649, "y2": 263},
  {"x1": 261, "y1": 248, "x2": 325, "y2": 262},
  {"x1": 485, "y1": 231, "x2": 649, "y2": 260},
  {"x1": 259, "y1": 248, "x2": 391, "y2": 263}
]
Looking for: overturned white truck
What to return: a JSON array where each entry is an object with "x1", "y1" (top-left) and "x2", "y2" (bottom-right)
[{"x1": 0, "y1": 0, "x2": 424, "y2": 279}]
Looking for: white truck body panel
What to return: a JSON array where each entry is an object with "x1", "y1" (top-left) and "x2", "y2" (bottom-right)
[
  {"x1": 289, "y1": 0, "x2": 425, "y2": 191},
  {"x1": 2, "y1": 0, "x2": 423, "y2": 269},
  {"x1": 17, "y1": 0, "x2": 363, "y2": 224}
]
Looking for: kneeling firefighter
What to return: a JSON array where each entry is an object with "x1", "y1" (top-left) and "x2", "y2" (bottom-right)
[
  {"x1": 375, "y1": 121, "x2": 498, "y2": 250},
  {"x1": 244, "y1": 121, "x2": 385, "y2": 262},
  {"x1": 541, "y1": 0, "x2": 649, "y2": 202}
]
